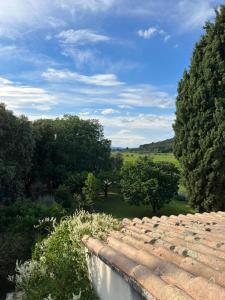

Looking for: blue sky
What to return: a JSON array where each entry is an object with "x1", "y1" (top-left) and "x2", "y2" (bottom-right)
[{"x1": 0, "y1": 0, "x2": 221, "y2": 147}]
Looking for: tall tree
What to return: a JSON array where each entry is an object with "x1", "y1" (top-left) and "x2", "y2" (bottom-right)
[
  {"x1": 0, "y1": 104, "x2": 34, "y2": 201},
  {"x1": 174, "y1": 6, "x2": 225, "y2": 211}
]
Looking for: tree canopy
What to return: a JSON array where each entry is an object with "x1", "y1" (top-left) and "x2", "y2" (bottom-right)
[
  {"x1": 173, "y1": 5, "x2": 225, "y2": 211},
  {"x1": 0, "y1": 105, "x2": 111, "y2": 202},
  {"x1": 120, "y1": 158, "x2": 179, "y2": 213},
  {"x1": 0, "y1": 104, "x2": 34, "y2": 201},
  {"x1": 32, "y1": 116, "x2": 111, "y2": 191}
]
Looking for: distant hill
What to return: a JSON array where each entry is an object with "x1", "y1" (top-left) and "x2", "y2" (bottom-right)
[{"x1": 138, "y1": 138, "x2": 174, "y2": 153}]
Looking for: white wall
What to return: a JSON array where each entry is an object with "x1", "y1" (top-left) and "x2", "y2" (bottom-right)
[{"x1": 86, "y1": 251, "x2": 155, "y2": 300}]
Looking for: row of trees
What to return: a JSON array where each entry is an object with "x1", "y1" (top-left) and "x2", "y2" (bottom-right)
[{"x1": 0, "y1": 103, "x2": 115, "y2": 204}]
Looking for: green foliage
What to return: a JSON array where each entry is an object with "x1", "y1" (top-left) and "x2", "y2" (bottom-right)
[
  {"x1": 65, "y1": 172, "x2": 88, "y2": 195},
  {"x1": 55, "y1": 184, "x2": 72, "y2": 209},
  {"x1": 14, "y1": 211, "x2": 121, "y2": 300},
  {"x1": 120, "y1": 158, "x2": 179, "y2": 213},
  {"x1": 110, "y1": 153, "x2": 123, "y2": 172},
  {"x1": 0, "y1": 199, "x2": 66, "y2": 286},
  {"x1": 139, "y1": 138, "x2": 174, "y2": 153},
  {"x1": 174, "y1": 6, "x2": 225, "y2": 211},
  {"x1": 82, "y1": 173, "x2": 100, "y2": 207},
  {"x1": 0, "y1": 104, "x2": 34, "y2": 201},
  {"x1": 120, "y1": 152, "x2": 180, "y2": 168},
  {"x1": 32, "y1": 116, "x2": 111, "y2": 192}
]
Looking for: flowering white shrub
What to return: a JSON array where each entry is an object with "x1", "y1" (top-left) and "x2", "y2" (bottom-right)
[{"x1": 13, "y1": 211, "x2": 121, "y2": 300}]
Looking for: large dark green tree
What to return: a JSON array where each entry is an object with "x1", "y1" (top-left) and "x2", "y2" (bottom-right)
[
  {"x1": 32, "y1": 115, "x2": 111, "y2": 193},
  {"x1": 174, "y1": 6, "x2": 225, "y2": 211},
  {"x1": 0, "y1": 104, "x2": 34, "y2": 201}
]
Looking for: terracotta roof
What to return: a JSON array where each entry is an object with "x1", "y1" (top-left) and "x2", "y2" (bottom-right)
[{"x1": 83, "y1": 211, "x2": 225, "y2": 300}]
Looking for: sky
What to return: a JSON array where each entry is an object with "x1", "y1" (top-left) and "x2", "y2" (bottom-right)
[{"x1": 0, "y1": 0, "x2": 221, "y2": 147}]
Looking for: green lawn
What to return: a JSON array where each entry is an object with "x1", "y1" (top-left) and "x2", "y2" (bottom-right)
[{"x1": 94, "y1": 190, "x2": 194, "y2": 220}]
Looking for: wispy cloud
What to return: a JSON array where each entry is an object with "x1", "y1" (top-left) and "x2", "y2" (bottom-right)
[
  {"x1": 61, "y1": 47, "x2": 96, "y2": 67},
  {"x1": 138, "y1": 27, "x2": 157, "y2": 39},
  {"x1": 56, "y1": 29, "x2": 110, "y2": 45},
  {"x1": 79, "y1": 113, "x2": 174, "y2": 147},
  {"x1": 138, "y1": 26, "x2": 170, "y2": 42},
  {"x1": 96, "y1": 114, "x2": 174, "y2": 129},
  {"x1": 0, "y1": 0, "x2": 116, "y2": 35},
  {"x1": 41, "y1": 67, "x2": 174, "y2": 108},
  {"x1": 42, "y1": 68, "x2": 124, "y2": 87},
  {"x1": 0, "y1": 76, "x2": 57, "y2": 112},
  {"x1": 175, "y1": 0, "x2": 216, "y2": 31},
  {"x1": 100, "y1": 108, "x2": 119, "y2": 115}
]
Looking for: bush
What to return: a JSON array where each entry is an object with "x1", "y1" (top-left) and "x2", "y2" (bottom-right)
[
  {"x1": 13, "y1": 211, "x2": 121, "y2": 300},
  {"x1": 82, "y1": 173, "x2": 100, "y2": 207},
  {"x1": 55, "y1": 184, "x2": 72, "y2": 209},
  {"x1": 0, "y1": 199, "x2": 66, "y2": 288}
]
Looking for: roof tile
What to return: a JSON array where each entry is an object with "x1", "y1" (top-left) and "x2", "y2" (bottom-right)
[{"x1": 83, "y1": 212, "x2": 225, "y2": 300}]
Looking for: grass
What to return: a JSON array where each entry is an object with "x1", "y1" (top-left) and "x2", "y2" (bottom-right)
[
  {"x1": 94, "y1": 190, "x2": 194, "y2": 220},
  {"x1": 118, "y1": 152, "x2": 180, "y2": 168}
]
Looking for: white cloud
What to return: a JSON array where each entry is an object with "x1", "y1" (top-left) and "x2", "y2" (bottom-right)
[
  {"x1": 118, "y1": 104, "x2": 133, "y2": 109},
  {"x1": 47, "y1": 16, "x2": 67, "y2": 28},
  {"x1": 56, "y1": 0, "x2": 115, "y2": 13},
  {"x1": 0, "y1": 44, "x2": 58, "y2": 68},
  {"x1": 80, "y1": 113, "x2": 174, "y2": 147},
  {"x1": 0, "y1": 76, "x2": 57, "y2": 112},
  {"x1": 0, "y1": 0, "x2": 116, "y2": 39},
  {"x1": 118, "y1": 85, "x2": 174, "y2": 108},
  {"x1": 138, "y1": 27, "x2": 157, "y2": 39},
  {"x1": 0, "y1": 0, "x2": 219, "y2": 40},
  {"x1": 61, "y1": 47, "x2": 96, "y2": 67},
  {"x1": 57, "y1": 29, "x2": 110, "y2": 44},
  {"x1": 41, "y1": 67, "x2": 174, "y2": 108},
  {"x1": 101, "y1": 108, "x2": 119, "y2": 115},
  {"x1": 42, "y1": 68, "x2": 124, "y2": 86},
  {"x1": 80, "y1": 113, "x2": 174, "y2": 130},
  {"x1": 138, "y1": 26, "x2": 170, "y2": 42},
  {"x1": 176, "y1": 0, "x2": 216, "y2": 31},
  {"x1": 108, "y1": 129, "x2": 147, "y2": 147}
]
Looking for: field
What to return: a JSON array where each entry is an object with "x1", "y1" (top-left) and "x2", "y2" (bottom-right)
[
  {"x1": 94, "y1": 152, "x2": 193, "y2": 219},
  {"x1": 121, "y1": 152, "x2": 180, "y2": 168}
]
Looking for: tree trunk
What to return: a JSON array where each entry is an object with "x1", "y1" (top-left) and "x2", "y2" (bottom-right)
[{"x1": 104, "y1": 186, "x2": 108, "y2": 198}]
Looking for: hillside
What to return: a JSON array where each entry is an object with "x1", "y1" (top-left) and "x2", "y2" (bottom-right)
[{"x1": 138, "y1": 138, "x2": 174, "y2": 153}]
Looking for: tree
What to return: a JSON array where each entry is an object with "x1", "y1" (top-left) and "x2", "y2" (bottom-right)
[
  {"x1": 173, "y1": 6, "x2": 225, "y2": 211},
  {"x1": 120, "y1": 158, "x2": 179, "y2": 213},
  {"x1": 0, "y1": 104, "x2": 34, "y2": 201},
  {"x1": 32, "y1": 116, "x2": 111, "y2": 193},
  {"x1": 82, "y1": 173, "x2": 100, "y2": 207},
  {"x1": 98, "y1": 171, "x2": 113, "y2": 198}
]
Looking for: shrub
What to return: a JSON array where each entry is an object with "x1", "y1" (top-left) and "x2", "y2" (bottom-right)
[
  {"x1": 82, "y1": 173, "x2": 100, "y2": 207},
  {"x1": 55, "y1": 184, "x2": 72, "y2": 209},
  {"x1": 0, "y1": 199, "x2": 66, "y2": 288},
  {"x1": 13, "y1": 211, "x2": 121, "y2": 300}
]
